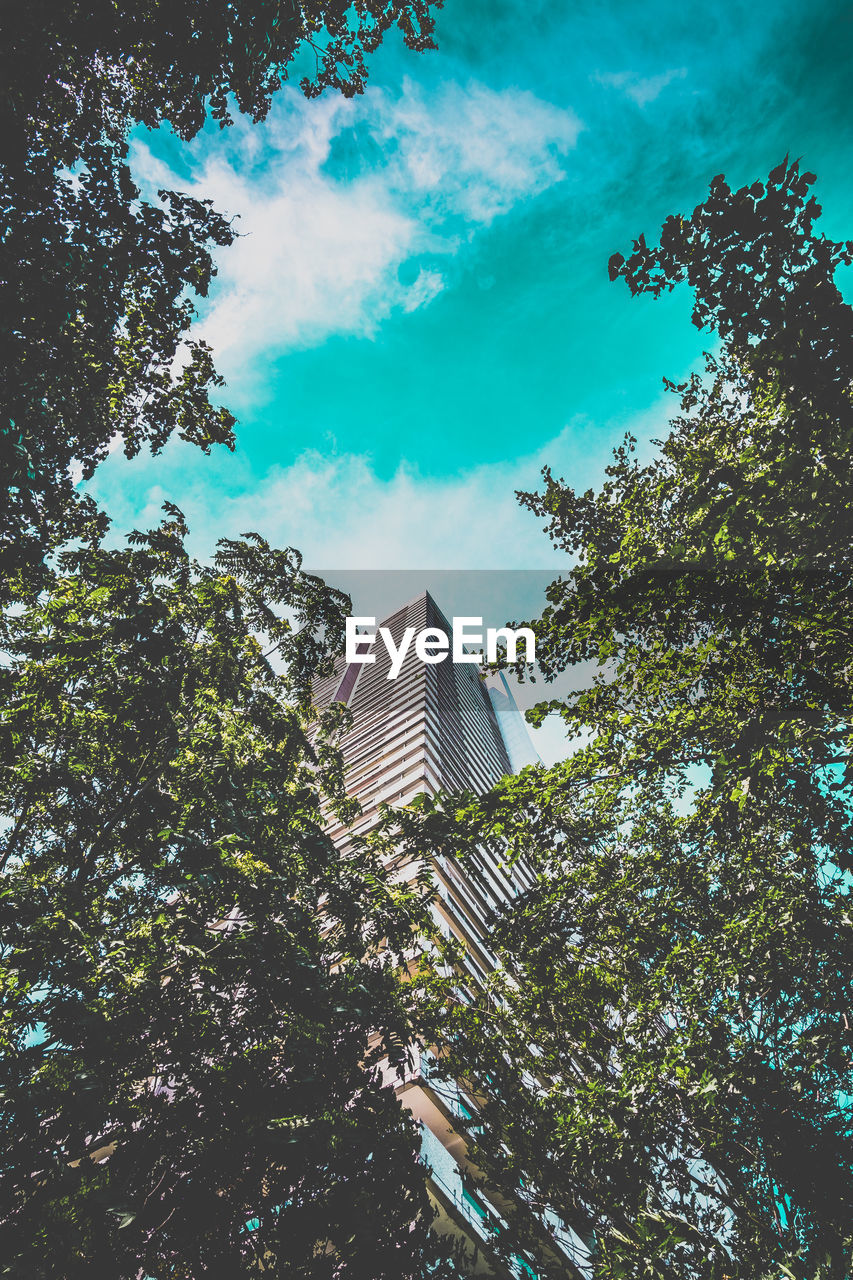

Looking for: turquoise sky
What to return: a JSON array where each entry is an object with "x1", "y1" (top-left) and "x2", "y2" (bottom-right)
[{"x1": 89, "y1": 0, "x2": 853, "y2": 574}]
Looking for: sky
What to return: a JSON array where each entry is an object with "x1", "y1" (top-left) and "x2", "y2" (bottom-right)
[
  {"x1": 88, "y1": 0, "x2": 853, "y2": 568},
  {"x1": 86, "y1": 0, "x2": 853, "y2": 757}
]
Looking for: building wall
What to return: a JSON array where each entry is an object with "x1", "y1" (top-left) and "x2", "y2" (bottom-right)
[{"x1": 314, "y1": 592, "x2": 585, "y2": 1278}]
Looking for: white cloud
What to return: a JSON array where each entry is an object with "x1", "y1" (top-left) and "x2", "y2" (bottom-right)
[
  {"x1": 107, "y1": 445, "x2": 558, "y2": 570},
  {"x1": 377, "y1": 78, "x2": 580, "y2": 223},
  {"x1": 401, "y1": 266, "x2": 445, "y2": 313},
  {"x1": 595, "y1": 67, "x2": 687, "y2": 107},
  {"x1": 130, "y1": 82, "x2": 580, "y2": 381},
  {"x1": 93, "y1": 421, "x2": 593, "y2": 570},
  {"x1": 92, "y1": 394, "x2": 673, "y2": 571}
]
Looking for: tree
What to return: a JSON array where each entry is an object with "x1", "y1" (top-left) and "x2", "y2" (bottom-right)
[
  {"x1": 0, "y1": 0, "x2": 443, "y2": 586},
  {"x1": 400, "y1": 161, "x2": 853, "y2": 1279},
  {"x1": 0, "y1": 508, "x2": 449, "y2": 1279}
]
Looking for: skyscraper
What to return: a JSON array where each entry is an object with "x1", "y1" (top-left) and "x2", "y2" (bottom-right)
[{"x1": 314, "y1": 592, "x2": 588, "y2": 1277}]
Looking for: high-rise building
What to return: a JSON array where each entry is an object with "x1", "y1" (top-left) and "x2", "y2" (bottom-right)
[{"x1": 314, "y1": 592, "x2": 589, "y2": 1278}]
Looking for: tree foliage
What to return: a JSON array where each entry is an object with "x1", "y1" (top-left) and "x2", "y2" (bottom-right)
[
  {"x1": 401, "y1": 161, "x2": 853, "y2": 1279},
  {"x1": 0, "y1": 0, "x2": 443, "y2": 585},
  {"x1": 0, "y1": 510, "x2": 447, "y2": 1279}
]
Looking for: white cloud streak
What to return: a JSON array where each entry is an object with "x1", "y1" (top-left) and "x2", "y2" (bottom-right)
[
  {"x1": 100, "y1": 440, "x2": 564, "y2": 570},
  {"x1": 594, "y1": 67, "x2": 687, "y2": 107},
  {"x1": 92, "y1": 393, "x2": 675, "y2": 572},
  {"x1": 131, "y1": 81, "x2": 581, "y2": 380}
]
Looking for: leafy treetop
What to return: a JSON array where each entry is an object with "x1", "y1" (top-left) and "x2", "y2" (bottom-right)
[
  {"x1": 399, "y1": 161, "x2": 853, "y2": 1280},
  {"x1": 0, "y1": 510, "x2": 451, "y2": 1279},
  {"x1": 0, "y1": 0, "x2": 443, "y2": 587}
]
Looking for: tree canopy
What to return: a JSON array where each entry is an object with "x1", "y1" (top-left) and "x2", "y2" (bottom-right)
[
  {"x1": 0, "y1": 511, "x2": 450, "y2": 1279},
  {"x1": 400, "y1": 160, "x2": 853, "y2": 1280},
  {"x1": 0, "y1": 0, "x2": 443, "y2": 587},
  {"x1": 0, "y1": 7, "x2": 455, "y2": 1272}
]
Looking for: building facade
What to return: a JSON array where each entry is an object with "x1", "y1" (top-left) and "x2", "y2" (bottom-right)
[{"x1": 314, "y1": 592, "x2": 587, "y2": 1278}]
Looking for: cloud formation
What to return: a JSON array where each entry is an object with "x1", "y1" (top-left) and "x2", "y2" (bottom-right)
[
  {"x1": 131, "y1": 81, "x2": 580, "y2": 381},
  {"x1": 97, "y1": 436, "x2": 566, "y2": 570},
  {"x1": 595, "y1": 67, "x2": 687, "y2": 108},
  {"x1": 91, "y1": 390, "x2": 674, "y2": 575}
]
